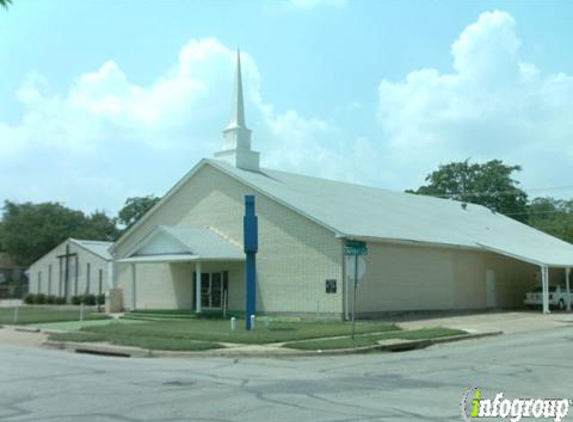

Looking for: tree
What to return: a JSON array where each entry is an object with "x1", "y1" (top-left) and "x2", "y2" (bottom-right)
[
  {"x1": 117, "y1": 195, "x2": 160, "y2": 231},
  {"x1": 409, "y1": 159, "x2": 529, "y2": 221},
  {"x1": 528, "y1": 197, "x2": 573, "y2": 244},
  {"x1": 0, "y1": 0, "x2": 12, "y2": 9},
  {"x1": 0, "y1": 201, "x2": 118, "y2": 266}
]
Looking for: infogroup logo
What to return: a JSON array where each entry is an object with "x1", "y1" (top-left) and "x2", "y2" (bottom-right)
[{"x1": 461, "y1": 388, "x2": 571, "y2": 422}]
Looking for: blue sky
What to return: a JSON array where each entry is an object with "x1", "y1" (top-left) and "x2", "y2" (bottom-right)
[{"x1": 1, "y1": 0, "x2": 572, "y2": 215}]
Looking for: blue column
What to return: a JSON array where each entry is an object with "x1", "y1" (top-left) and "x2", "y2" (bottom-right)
[{"x1": 244, "y1": 195, "x2": 258, "y2": 330}]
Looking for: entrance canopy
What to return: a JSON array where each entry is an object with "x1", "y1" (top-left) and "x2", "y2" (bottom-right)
[{"x1": 118, "y1": 225, "x2": 245, "y2": 264}]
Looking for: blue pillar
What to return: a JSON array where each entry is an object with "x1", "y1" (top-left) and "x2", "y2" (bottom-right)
[{"x1": 244, "y1": 195, "x2": 258, "y2": 330}]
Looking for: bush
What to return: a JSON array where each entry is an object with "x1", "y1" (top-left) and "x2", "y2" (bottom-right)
[
  {"x1": 56, "y1": 297, "x2": 67, "y2": 305},
  {"x1": 84, "y1": 294, "x2": 96, "y2": 306},
  {"x1": 46, "y1": 295, "x2": 57, "y2": 305},
  {"x1": 34, "y1": 293, "x2": 46, "y2": 304},
  {"x1": 71, "y1": 295, "x2": 82, "y2": 305},
  {"x1": 24, "y1": 294, "x2": 35, "y2": 304},
  {"x1": 96, "y1": 294, "x2": 105, "y2": 305}
]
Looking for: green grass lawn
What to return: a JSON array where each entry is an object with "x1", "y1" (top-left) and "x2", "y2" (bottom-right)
[
  {"x1": 78, "y1": 319, "x2": 399, "y2": 345},
  {"x1": 283, "y1": 327, "x2": 466, "y2": 350},
  {"x1": 48, "y1": 330, "x2": 221, "y2": 351},
  {"x1": 46, "y1": 318, "x2": 400, "y2": 351},
  {"x1": 0, "y1": 306, "x2": 110, "y2": 325}
]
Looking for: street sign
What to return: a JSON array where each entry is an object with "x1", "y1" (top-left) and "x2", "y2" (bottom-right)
[{"x1": 345, "y1": 240, "x2": 368, "y2": 256}]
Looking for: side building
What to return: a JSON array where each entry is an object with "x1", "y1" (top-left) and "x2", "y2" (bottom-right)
[{"x1": 28, "y1": 238, "x2": 113, "y2": 302}]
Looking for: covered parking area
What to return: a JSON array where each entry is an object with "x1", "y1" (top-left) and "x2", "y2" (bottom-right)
[{"x1": 117, "y1": 225, "x2": 244, "y2": 313}]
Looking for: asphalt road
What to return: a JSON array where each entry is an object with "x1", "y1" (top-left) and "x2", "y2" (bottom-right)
[{"x1": 1, "y1": 326, "x2": 572, "y2": 422}]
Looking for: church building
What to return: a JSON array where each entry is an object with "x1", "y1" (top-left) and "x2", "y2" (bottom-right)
[{"x1": 109, "y1": 52, "x2": 573, "y2": 317}]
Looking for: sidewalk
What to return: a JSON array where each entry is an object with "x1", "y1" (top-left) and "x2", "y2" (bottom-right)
[
  {"x1": 397, "y1": 311, "x2": 573, "y2": 335},
  {"x1": 3, "y1": 311, "x2": 572, "y2": 358}
]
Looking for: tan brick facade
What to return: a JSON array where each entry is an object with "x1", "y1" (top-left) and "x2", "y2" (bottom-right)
[{"x1": 115, "y1": 163, "x2": 344, "y2": 315}]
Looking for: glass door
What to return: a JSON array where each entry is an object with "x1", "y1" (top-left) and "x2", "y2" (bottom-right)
[{"x1": 200, "y1": 272, "x2": 224, "y2": 310}]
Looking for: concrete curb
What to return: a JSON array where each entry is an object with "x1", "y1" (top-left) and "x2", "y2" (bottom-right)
[
  {"x1": 43, "y1": 340, "x2": 151, "y2": 358},
  {"x1": 376, "y1": 330, "x2": 503, "y2": 352},
  {"x1": 14, "y1": 326, "x2": 41, "y2": 333},
  {"x1": 42, "y1": 331, "x2": 502, "y2": 359}
]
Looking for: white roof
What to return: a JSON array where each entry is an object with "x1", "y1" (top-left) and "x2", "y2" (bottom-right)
[
  {"x1": 205, "y1": 159, "x2": 573, "y2": 268},
  {"x1": 70, "y1": 239, "x2": 113, "y2": 261},
  {"x1": 121, "y1": 226, "x2": 244, "y2": 263}
]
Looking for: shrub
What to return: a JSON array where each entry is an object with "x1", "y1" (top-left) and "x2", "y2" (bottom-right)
[
  {"x1": 34, "y1": 293, "x2": 46, "y2": 304},
  {"x1": 56, "y1": 297, "x2": 67, "y2": 305},
  {"x1": 71, "y1": 295, "x2": 82, "y2": 305},
  {"x1": 96, "y1": 294, "x2": 105, "y2": 305},
  {"x1": 46, "y1": 295, "x2": 57, "y2": 304},
  {"x1": 24, "y1": 294, "x2": 35, "y2": 304},
  {"x1": 84, "y1": 294, "x2": 96, "y2": 306}
]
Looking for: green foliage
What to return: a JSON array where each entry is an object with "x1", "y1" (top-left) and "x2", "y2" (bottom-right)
[
  {"x1": 46, "y1": 295, "x2": 57, "y2": 305},
  {"x1": 83, "y1": 294, "x2": 97, "y2": 306},
  {"x1": 0, "y1": 0, "x2": 12, "y2": 10},
  {"x1": 56, "y1": 297, "x2": 67, "y2": 305},
  {"x1": 0, "y1": 201, "x2": 118, "y2": 266},
  {"x1": 118, "y1": 195, "x2": 160, "y2": 231},
  {"x1": 24, "y1": 294, "x2": 35, "y2": 304},
  {"x1": 527, "y1": 197, "x2": 573, "y2": 244},
  {"x1": 34, "y1": 293, "x2": 46, "y2": 304},
  {"x1": 71, "y1": 295, "x2": 82, "y2": 305},
  {"x1": 409, "y1": 159, "x2": 529, "y2": 222},
  {"x1": 96, "y1": 294, "x2": 105, "y2": 305}
]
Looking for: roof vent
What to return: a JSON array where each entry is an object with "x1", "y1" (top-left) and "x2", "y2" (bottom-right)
[{"x1": 461, "y1": 203, "x2": 468, "y2": 210}]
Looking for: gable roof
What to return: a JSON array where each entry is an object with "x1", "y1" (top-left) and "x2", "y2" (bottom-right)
[
  {"x1": 119, "y1": 226, "x2": 244, "y2": 263},
  {"x1": 70, "y1": 239, "x2": 113, "y2": 261},
  {"x1": 113, "y1": 158, "x2": 573, "y2": 268}
]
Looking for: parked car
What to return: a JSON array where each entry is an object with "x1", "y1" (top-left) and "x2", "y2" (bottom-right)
[{"x1": 524, "y1": 284, "x2": 572, "y2": 310}]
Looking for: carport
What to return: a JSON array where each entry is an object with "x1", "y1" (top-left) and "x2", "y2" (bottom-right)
[{"x1": 478, "y1": 241, "x2": 573, "y2": 314}]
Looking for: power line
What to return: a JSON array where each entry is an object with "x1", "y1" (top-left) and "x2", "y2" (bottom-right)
[
  {"x1": 418, "y1": 185, "x2": 573, "y2": 199},
  {"x1": 505, "y1": 210, "x2": 573, "y2": 216}
]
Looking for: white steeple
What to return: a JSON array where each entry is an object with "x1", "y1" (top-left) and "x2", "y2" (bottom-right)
[{"x1": 214, "y1": 49, "x2": 260, "y2": 172}]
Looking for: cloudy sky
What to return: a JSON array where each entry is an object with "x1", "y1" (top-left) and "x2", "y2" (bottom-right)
[{"x1": 1, "y1": 0, "x2": 572, "y2": 215}]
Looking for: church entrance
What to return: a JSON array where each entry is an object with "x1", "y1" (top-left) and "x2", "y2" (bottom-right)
[{"x1": 200, "y1": 271, "x2": 229, "y2": 310}]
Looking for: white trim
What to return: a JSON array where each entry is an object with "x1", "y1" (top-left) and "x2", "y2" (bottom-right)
[
  {"x1": 123, "y1": 226, "x2": 190, "y2": 260},
  {"x1": 566, "y1": 268, "x2": 571, "y2": 312},
  {"x1": 118, "y1": 255, "x2": 244, "y2": 264},
  {"x1": 195, "y1": 261, "x2": 202, "y2": 313}
]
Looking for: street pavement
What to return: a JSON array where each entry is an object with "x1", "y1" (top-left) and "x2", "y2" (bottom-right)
[{"x1": 1, "y1": 323, "x2": 572, "y2": 422}]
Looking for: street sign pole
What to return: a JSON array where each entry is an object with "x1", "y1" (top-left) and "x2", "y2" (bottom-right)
[
  {"x1": 345, "y1": 239, "x2": 368, "y2": 341},
  {"x1": 352, "y1": 254, "x2": 358, "y2": 340}
]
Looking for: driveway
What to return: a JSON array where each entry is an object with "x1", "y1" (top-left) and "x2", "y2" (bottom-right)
[{"x1": 0, "y1": 324, "x2": 571, "y2": 422}]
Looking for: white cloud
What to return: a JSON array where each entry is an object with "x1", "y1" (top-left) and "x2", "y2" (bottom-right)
[
  {"x1": 0, "y1": 37, "x2": 353, "y2": 213},
  {"x1": 2, "y1": 10, "x2": 572, "y2": 216},
  {"x1": 377, "y1": 10, "x2": 573, "y2": 192}
]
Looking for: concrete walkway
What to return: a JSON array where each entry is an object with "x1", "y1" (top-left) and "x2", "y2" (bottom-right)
[
  {"x1": 398, "y1": 310, "x2": 573, "y2": 334},
  {"x1": 0, "y1": 326, "x2": 47, "y2": 347}
]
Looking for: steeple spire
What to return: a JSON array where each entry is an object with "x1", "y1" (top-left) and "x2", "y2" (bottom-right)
[
  {"x1": 227, "y1": 49, "x2": 247, "y2": 130},
  {"x1": 214, "y1": 49, "x2": 260, "y2": 172}
]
